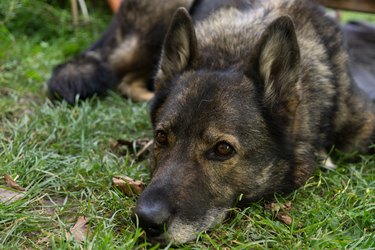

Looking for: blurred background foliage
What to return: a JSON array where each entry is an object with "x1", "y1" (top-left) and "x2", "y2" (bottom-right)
[
  {"x1": 0, "y1": 0, "x2": 111, "y2": 97},
  {"x1": 2, "y1": 0, "x2": 375, "y2": 41},
  {"x1": 0, "y1": 0, "x2": 110, "y2": 38},
  {"x1": 0, "y1": 0, "x2": 374, "y2": 93},
  {"x1": 0, "y1": 0, "x2": 111, "y2": 57}
]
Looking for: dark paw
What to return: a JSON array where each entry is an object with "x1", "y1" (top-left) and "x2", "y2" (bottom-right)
[{"x1": 47, "y1": 54, "x2": 118, "y2": 104}]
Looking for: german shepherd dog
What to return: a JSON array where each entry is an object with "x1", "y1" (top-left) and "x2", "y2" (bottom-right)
[{"x1": 47, "y1": 0, "x2": 375, "y2": 244}]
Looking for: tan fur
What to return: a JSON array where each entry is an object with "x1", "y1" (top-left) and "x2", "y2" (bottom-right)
[
  {"x1": 117, "y1": 74, "x2": 154, "y2": 102},
  {"x1": 109, "y1": 35, "x2": 139, "y2": 72}
]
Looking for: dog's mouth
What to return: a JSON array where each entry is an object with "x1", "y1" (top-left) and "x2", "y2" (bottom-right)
[
  {"x1": 139, "y1": 220, "x2": 169, "y2": 244},
  {"x1": 144, "y1": 232, "x2": 170, "y2": 246},
  {"x1": 133, "y1": 201, "x2": 228, "y2": 245},
  {"x1": 131, "y1": 211, "x2": 169, "y2": 245}
]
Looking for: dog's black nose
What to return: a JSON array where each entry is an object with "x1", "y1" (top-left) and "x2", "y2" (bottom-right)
[{"x1": 134, "y1": 198, "x2": 171, "y2": 237}]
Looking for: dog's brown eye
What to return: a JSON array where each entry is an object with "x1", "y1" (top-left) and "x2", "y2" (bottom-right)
[
  {"x1": 215, "y1": 142, "x2": 234, "y2": 157},
  {"x1": 155, "y1": 130, "x2": 167, "y2": 145}
]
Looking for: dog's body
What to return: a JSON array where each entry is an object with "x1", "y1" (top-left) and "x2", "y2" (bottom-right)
[{"x1": 47, "y1": 0, "x2": 375, "y2": 244}]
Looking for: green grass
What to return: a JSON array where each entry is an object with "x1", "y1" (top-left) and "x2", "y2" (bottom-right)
[
  {"x1": 0, "y1": 1, "x2": 374, "y2": 249},
  {"x1": 340, "y1": 10, "x2": 375, "y2": 23}
]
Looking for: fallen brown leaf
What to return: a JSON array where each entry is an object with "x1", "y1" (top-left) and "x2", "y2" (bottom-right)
[
  {"x1": 112, "y1": 176, "x2": 145, "y2": 197},
  {"x1": 265, "y1": 201, "x2": 294, "y2": 226},
  {"x1": 4, "y1": 174, "x2": 25, "y2": 191},
  {"x1": 284, "y1": 201, "x2": 292, "y2": 211},
  {"x1": 0, "y1": 188, "x2": 24, "y2": 203},
  {"x1": 66, "y1": 216, "x2": 89, "y2": 242},
  {"x1": 276, "y1": 212, "x2": 293, "y2": 226},
  {"x1": 265, "y1": 202, "x2": 282, "y2": 213},
  {"x1": 265, "y1": 201, "x2": 292, "y2": 213}
]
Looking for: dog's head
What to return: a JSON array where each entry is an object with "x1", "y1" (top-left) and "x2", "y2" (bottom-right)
[{"x1": 134, "y1": 8, "x2": 315, "y2": 244}]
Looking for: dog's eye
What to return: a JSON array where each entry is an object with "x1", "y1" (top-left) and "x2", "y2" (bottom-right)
[
  {"x1": 214, "y1": 141, "x2": 234, "y2": 157},
  {"x1": 155, "y1": 130, "x2": 167, "y2": 145}
]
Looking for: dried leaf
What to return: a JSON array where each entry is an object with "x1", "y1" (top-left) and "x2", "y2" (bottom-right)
[
  {"x1": 276, "y1": 212, "x2": 293, "y2": 226},
  {"x1": 112, "y1": 176, "x2": 145, "y2": 197},
  {"x1": 0, "y1": 188, "x2": 24, "y2": 203},
  {"x1": 283, "y1": 201, "x2": 292, "y2": 211},
  {"x1": 265, "y1": 201, "x2": 294, "y2": 226},
  {"x1": 265, "y1": 202, "x2": 282, "y2": 213},
  {"x1": 4, "y1": 174, "x2": 25, "y2": 191},
  {"x1": 66, "y1": 216, "x2": 89, "y2": 242}
]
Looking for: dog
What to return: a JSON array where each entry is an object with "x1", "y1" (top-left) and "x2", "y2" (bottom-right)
[{"x1": 47, "y1": 0, "x2": 375, "y2": 245}]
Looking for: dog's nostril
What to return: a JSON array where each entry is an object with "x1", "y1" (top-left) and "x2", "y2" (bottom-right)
[{"x1": 134, "y1": 199, "x2": 171, "y2": 237}]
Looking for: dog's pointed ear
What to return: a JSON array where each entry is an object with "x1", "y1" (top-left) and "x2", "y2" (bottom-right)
[
  {"x1": 254, "y1": 16, "x2": 301, "y2": 115},
  {"x1": 155, "y1": 7, "x2": 198, "y2": 90}
]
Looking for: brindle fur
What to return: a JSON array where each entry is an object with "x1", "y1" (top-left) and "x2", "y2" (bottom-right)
[{"x1": 47, "y1": 0, "x2": 375, "y2": 245}]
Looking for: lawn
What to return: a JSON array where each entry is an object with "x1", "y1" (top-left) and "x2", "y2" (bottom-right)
[{"x1": 0, "y1": 1, "x2": 374, "y2": 249}]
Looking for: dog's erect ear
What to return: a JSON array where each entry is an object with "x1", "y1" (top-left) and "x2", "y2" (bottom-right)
[
  {"x1": 156, "y1": 7, "x2": 198, "y2": 89},
  {"x1": 254, "y1": 16, "x2": 301, "y2": 114}
]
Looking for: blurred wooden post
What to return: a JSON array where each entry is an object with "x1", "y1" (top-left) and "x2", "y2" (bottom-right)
[
  {"x1": 318, "y1": 0, "x2": 375, "y2": 13},
  {"x1": 71, "y1": 0, "x2": 78, "y2": 30}
]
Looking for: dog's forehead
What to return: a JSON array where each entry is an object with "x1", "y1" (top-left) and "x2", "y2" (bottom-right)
[{"x1": 156, "y1": 70, "x2": 259, "y2": 135}]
